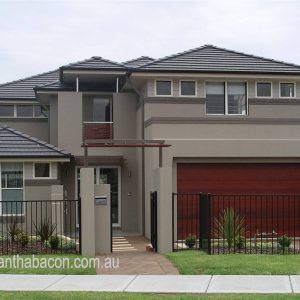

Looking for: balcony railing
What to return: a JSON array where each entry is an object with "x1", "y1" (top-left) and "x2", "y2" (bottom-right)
[{"x1": 83, "y1": 122, "x2": 113, "y2": 141}]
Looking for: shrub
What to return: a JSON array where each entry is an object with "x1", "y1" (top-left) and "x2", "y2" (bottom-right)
[
  {"x1": 17, "y1": 231, "x2": 29, "y2": 248},
  {"x1": 213, "y1": 207, "x2": 246, "y2": 251},
  {"x1": 278, "y1": 235, "x2": 292, "y2": 253},
  {"x1": 185, "y1": 234, "x2": 196, "y2": 248},
  {"x1": 34, "y1": 219, "x2": 56, "y2": 243},
  {"x1": 49, "y1": 235, "x2": 60, "y2": 250},
  {"x1": 235, "y1": 236, "x2": 245, "y2": 249},
  {"x1": 7, "y1": 218, "x2": 22, "y2": 242}
]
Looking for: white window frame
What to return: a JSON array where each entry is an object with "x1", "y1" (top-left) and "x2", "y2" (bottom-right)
[
  {"x1": 33, "y1": 162, "x2": 52, "y2": 179},
  {"x1": 205, "y1": 80, "x2": 248, "y2": 116},
  {"x1": 179, "y1": 80, "x2": 197, "y2": 97},
  {"x1": 154, "y1": 79, "x2": 173, "y2": 97},
  {"x1": 0, "y1": 104, "x2": 48, "y2": 119},
  {"x1": 0, "y1": 163, "x2": 25, "y2": 216},
  {"x1": 279, "y1": 82, "x2": 296, "y2": 98},
  {"x1": 255, "y1": 81, "x2": 273, "y2": 98}
]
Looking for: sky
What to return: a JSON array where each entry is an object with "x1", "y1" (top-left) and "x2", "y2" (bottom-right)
[{"x1": 0, "y1": 0, "x2": 300, "y2": 83}]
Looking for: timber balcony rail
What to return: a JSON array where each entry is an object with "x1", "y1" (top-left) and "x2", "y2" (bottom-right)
[{"x1": 83, "y1": 122, "x2": 113, "y2": 141}]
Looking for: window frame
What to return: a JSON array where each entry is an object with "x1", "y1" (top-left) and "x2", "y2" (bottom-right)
[
  {"x1": 33, "y1": 162, "x2": 51, "y2": 179},
  {"x1": 0, "y1": 163, "x2": 24, "y2": 216},
  {"x1": 179, "y1": 80, "x2": 197, "y2": 97},
  {"x1": 154, "y1": 80, "x2": 173, "y2": 97},
  {"x1": 279, "y1": 82, "x2": 296, "y2": 98},
  {"x1": 0, "y1": 105, "x2": 15, "y2": 118},
  {"x1": 0, "y1": 104, "x2": 48, "y2": 119},
  {"x1": 205, "y1": 80, "x2": 248, "y2": 116},
  {"x1": 255, "y1": 81, "x2": 273, "y2": 98}
]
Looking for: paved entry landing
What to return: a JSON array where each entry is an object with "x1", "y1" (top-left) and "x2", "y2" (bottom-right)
[{"x1": 96, "y1": 236, "x2": 179, "y2": 275}]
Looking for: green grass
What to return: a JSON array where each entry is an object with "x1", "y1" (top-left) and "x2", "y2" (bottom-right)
[
  {"x1": 166, "y1": 251, "x2": 300, "y2": 275},
  {"x1": 0, "y1": 255, "x2": 96, "y2": 275},
  {"x1": 0, "y1": 293, "x2": 300, "y2": 300}
]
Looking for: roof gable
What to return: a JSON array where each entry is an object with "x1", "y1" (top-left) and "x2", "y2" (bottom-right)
[
  {"x1": 0, "y1": 70, "x2": 59, "y2": 100},
  {"x1": 0, "y1": 126, "x2": 71, "y2": 158},
  {"x1": 61, "y1": 56, "x2": 126, "y2": 70},
  {"x1": 139, "y1": 45, "x2": 300, "y2": 74}
]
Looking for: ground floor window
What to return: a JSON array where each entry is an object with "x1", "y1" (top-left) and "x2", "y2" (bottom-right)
[{"x1": 0, "y1": 163, "x2": 23, "y2": 215}]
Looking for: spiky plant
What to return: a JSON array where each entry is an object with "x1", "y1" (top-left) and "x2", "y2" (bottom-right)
[
  {"x1": 34, "y1": 219, "x2": 56, "y2": 243},
  {"x1": 213, "y1": 207, "x2": 246, "y2": 250}
]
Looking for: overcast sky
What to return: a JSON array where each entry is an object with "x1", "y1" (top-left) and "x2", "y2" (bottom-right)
[{"x1": 0, "y1": 0, "x2": 299, "y2": 83}]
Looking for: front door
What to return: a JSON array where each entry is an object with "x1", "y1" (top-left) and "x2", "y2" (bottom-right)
[{"x1": 76, "y1": 166, "x2": 121, "y2": 227}]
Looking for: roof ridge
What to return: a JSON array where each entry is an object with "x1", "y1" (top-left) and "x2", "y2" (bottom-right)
[
  {"x1": 0, "y1": 126, "x2": 70, "y2": 156},
  {"x1": 139, "y1": 45, "x2": 209, "y2": 68},
  {"x1": 206, "y1": 45, "x2": 300, "y2": 68},
  {"x1": 0, "y1": 69, "x2": 59, "y2": 88}
]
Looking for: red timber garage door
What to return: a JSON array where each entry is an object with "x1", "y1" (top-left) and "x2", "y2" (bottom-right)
[{"x1": 176, "y1": 163, "x2": 300, "y2": 239}]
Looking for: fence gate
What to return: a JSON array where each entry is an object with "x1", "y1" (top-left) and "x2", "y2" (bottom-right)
[
  {"x1": 172, "y1": 193, "x2": 211, "y2": 253},
  {"x1": 150, "y1": 191, "x2": 158, "y2": 252}
]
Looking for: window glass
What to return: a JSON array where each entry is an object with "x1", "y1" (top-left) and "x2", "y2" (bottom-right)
[
  {"x1": 16, "y1": 105, "x2": 33, "y2": 117},
  {"x1": 34, "y1": 105, "x2": 48, "y2": 118},
  {"x1": 280, "y1": 83, "x2": 295, "y2": 97},
  {"x1": 34, "y1": 163, "x2": 50, "y2": 178},
  {"x1": 227, "y1": 82, "x2": 247, "y2": 115},
  {"x1": 1, "y1": 163, "x2": 23, "y2": 215},
  {"x1": 93, "y1": 98, "x2": 111, "y2": 122},
  {"x1": 0, "y1": 105, "x2": 14, "y2": 117},
  {"x1": 156, "y1": 81, "x2": 172, "y2": 96},
  {"x1": 206, "y1": 82, "x2": 225, "y2": 114},
  {"x1": 181, "y1": 81, "x2": 196, "y2": 96},
  {"x1": 257, "y1": 83, "x2": 271, "y2": 97}
]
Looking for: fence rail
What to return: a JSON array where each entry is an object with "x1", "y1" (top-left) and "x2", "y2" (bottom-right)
[
  {"x1": 172, "y1": 193, "x2": 300, "y2": 254},
  {"x1": 0, "y1": 200, "x2": 80, "y2": 255}
]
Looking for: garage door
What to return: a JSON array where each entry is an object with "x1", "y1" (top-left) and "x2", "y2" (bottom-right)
[
  {"x1": 177, "y1": 163, "x2": 300, "y2": 194},
  {"x1": 175, "y1": 163, "x2": 300, "y2": 240}
]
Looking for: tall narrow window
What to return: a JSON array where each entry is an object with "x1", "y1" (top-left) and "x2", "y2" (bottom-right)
[
  {"x1": 227, "y1": 82, "x2": 247, "y2": 115},
  {"x1": 1, "y1": 163, "x2": 23, "y2": 215},
  {"x1": 206, "y1": 82, "x2": 225, "y2": 114}
]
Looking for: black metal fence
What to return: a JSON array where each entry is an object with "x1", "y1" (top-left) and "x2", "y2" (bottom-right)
[
  {"x1": 0, "y1": 200, "x2": 81, "y2": 255},
  {"x1": 172, "y1": 193, "x2": 300, "y2": 254},
  {"x1": 150, "y1": 191, "x2": 158, "y2": 252}
]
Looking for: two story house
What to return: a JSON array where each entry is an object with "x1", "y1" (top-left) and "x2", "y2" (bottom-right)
[{"x1": 1, "y1": 45, "x2": 300, "y2": 249}]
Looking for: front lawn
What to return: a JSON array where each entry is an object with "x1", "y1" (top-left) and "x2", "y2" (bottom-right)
[
  {"x1": 1, "y1": 292, "x2": 300, "y2": 300},
  {"x1": 0, "y1": 255, "x2": 96, "y2": 275},
  {"x1": 166, "y1": 251, "x2": 300, "y2": 275}
]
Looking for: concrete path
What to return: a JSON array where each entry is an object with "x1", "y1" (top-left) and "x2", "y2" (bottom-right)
[
  {"x1": 97, "y1": 236, "x2": 179, "y2": 275},
  {"x1": 0, "y1": 275, "x2": 300, "y2": 293}
]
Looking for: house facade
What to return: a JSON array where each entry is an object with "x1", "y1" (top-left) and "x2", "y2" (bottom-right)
[{"x1": 1, "y1": 45, "x2": 300, "y2": 251}]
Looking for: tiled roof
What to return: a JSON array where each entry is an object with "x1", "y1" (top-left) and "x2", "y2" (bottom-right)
[
  {"x1": 0, "y1": 126, "x2": 71, "y2": 158},
  {"x1": 123, "y1": 56, "x2": 155, "y2": 67},
  {"x1": 0, "y1": 70, "x2": 59, "y2": 100},
  {"x1": 61, "y1": 56, "x2": 126, "y2": 70},
  {"x1": 139, "y1": 45, "x2": 300, "y2": 74}
]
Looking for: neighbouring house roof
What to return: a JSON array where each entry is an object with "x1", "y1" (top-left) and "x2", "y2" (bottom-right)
[
  {"x1": 0, "y1": 126, "x2": 72, "y2": 159},
  {"x1": 0, "y1": 70, "x2": 59, "y2": 100},
  {"x1": 123, "y1": 56, "x2": 155, "y2": 67},
  {"x1": 60, "y1": 56, "x2": 127, "y2": 71},
  {"x1": 138, "y1": 45, "x2": 300, "y2": 74}
]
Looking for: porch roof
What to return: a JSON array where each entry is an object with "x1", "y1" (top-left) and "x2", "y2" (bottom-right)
[{"x1": 0, "y1": 126, "x2": 72, "y2": 160}]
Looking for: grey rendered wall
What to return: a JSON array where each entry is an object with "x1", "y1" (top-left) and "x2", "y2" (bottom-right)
[{"x1": 0, "y1": 119, "x2": 49, "y2": 141}]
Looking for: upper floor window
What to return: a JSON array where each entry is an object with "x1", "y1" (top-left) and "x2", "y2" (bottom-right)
[
  {"x1": 0, "y1": 105, "x2": 48, "y2": 118},
  {"x1": 280, "y1": 83, "x2": 295, "y2": 98},
  {"x1": 92, "y1": 98, "x2": 111, "y2": 122},
  {"x1": 206, "y1": 82, "x2": 247, "y2": 115},
  {"x1": 34, "y1": 163, "x2": 50, "y2": 178},
  {"x1": 180, "y1": 81, "x2": 196, "y2": 96},
  {"x1": 155, "y1": 80, "x2": 172, "y2": 96},
  {"x1": 256, "y1": 82, "x2": 272, "y2": 98}
]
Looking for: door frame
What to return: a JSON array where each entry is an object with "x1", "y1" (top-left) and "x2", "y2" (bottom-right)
[{"x1": 75, "y1": 165, "x2": 122, "y2": 227}]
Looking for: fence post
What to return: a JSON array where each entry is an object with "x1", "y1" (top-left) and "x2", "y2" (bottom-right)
[{"x1": 199, "y1": 193, "x2": 211, "y2": 254}]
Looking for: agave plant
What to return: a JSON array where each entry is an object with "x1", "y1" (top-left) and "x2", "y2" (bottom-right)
[
  {"x1": 213, "y1": 207, "x2": 246, "y2": 250},
  {"x1": 34, "y1": 219, "x2": 56, "y2": 243}
]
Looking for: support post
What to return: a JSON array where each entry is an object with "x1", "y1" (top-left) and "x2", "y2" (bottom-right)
[
  {"x1": 80, "y1": 168, "x2": 95, "y2": 256},
  {"x1": 159, "y1": 147, "x2": 163, "y2": 168},
  {"x1": 76, "y1": 76, "x2": 79, "y2": 92},
  {"x1": 84, "y1": 146, "x2": 88, "y2": 167},
  {"x1": 116, "y1": 77, "x2": 119, "y2": 93}
]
